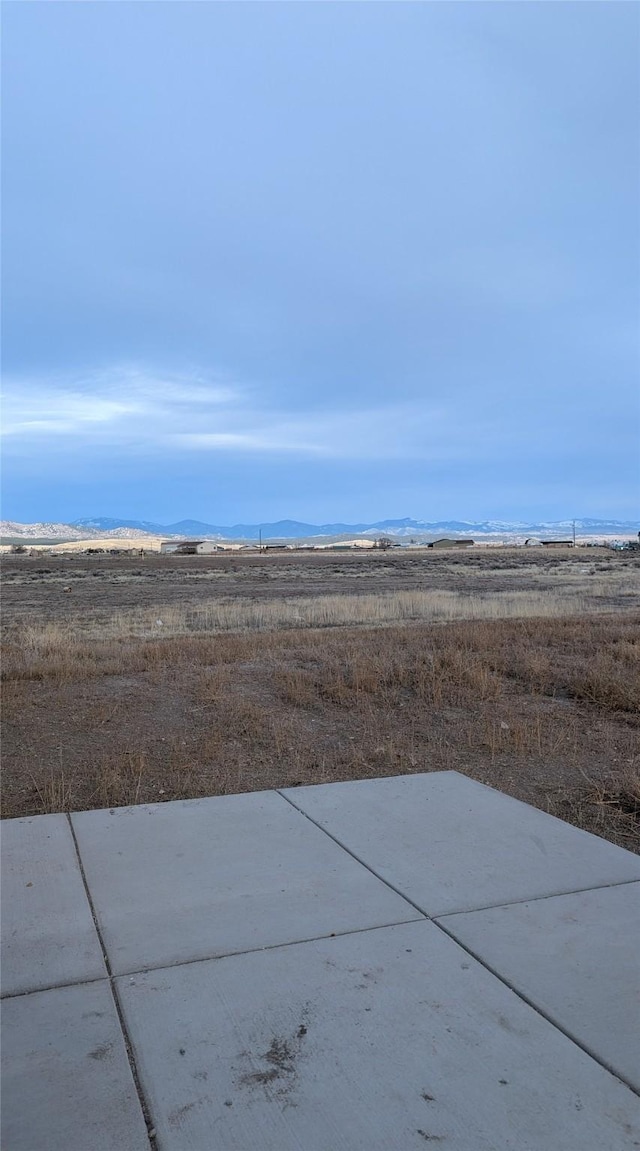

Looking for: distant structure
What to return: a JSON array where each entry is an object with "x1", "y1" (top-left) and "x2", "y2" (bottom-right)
[
  {"x1": 427, "y1": 538, "x2": 474, "y2": 549},
  {"x1": 161, "y1": 540, "x2": 222, "y2": 555},
  {"x1": 541, "y1": 540, "x2": 574, "y2": 548},
  {"x1": 316, "y1": 539, "x2": 377, "y2": 551}
]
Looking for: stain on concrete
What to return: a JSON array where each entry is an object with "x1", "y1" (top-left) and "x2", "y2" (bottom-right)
[
  {"x1": 241, "y1": 1066, "x2": 280, "y2": 1087},
  {"x1": 168, "y1": 1101, "x2": 196, "y2": 1128},
  {"x1": 236, "y1": 1010, "x2": 311, "y2": 1102},
  {"x1": 496, "y1": 1014, "x2": 528, "y2": 1037}
]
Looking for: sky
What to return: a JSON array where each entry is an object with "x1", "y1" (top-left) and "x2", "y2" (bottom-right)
[{"x1": 2, "y1": 1, "x2": 639, "y2": 526}]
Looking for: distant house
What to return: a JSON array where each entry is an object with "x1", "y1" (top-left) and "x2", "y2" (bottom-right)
[
  {"x1": 196, "y1": 541, "x2": 224, "y2": 554},
  {"x1": 541, "y1": 540, "x2": 574, "y2": 548},
  {"x1": 428, "y1": 538, "x2": 474, "y2": 549},
  {"x1": 161, "y1": 540, "x2": 200, "y2": 554},
  {"x1": 160, "y1": 540, "x2": 224, "y2": 555}
]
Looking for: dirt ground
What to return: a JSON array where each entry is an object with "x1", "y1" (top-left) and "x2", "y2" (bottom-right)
[
  {"x1": 2, "y1": 545, "x2": 637, "y2": 623},
  {"x1": 2, "y1": 547, "x2": 639, "y2": 851}
]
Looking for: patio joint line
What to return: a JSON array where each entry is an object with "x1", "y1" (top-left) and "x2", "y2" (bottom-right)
[
  {"x1": 115, "y1": 916, "x2": 427, "y2": 979},
  {"x1": 432, "y1": 915, "x2": 640, "y2": 1100},
  {"x1": 0, "y1": 973, "x2": 107, "y2": 1002},
  {"x1": 276, "y1": 789, "x2": 430, "y2": 919},
  {"x1": 277, "y1": 790, "x2": 640, "y2": 1100},
  {"x1": 276, "y1": 792, "x2": 640, "y2": 915},
  {"x1": 433, "y1": 875, "x2": 640, "y2": 917},
  {"x1": 66, "y1": 813, "x2": 157, "y2": 1148},
  {"x1": 0, "y1": 918, "x2": 426, "y2": 1001}
]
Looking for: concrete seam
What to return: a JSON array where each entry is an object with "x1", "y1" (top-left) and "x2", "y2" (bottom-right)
[
  {"x1": 275, "y1": 791, "x2": 640, "y2": 914},
  {"x1": 432, "y1": 914, "x2": 640, "y2": 1100},
  {"x1": 433, "y1": 875, "x2": 640, "y2": 917},
  {"x1": 114, "y1": 916, "x2": 426, "y2": 979},
  {"x1": 276, "y1": 791, "x2": 640, "y2": 1100},
  {"x1": 1, "y1": 916, "x2": 426, "y2": 1000},
  {"x1": 276, "y1": 789, "x2": 430, "y2": 918},
  {"x1": 1, "y1": 973, "x2": 108, "y2": 1001},
  {"x1": 66, "y1": 813, "x2": 157, "y2": 1147}
]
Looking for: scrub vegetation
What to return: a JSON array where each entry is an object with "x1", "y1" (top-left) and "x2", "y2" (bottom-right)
[{"x1": 2, "y1": 548, "x2": 638, "y2": 851}]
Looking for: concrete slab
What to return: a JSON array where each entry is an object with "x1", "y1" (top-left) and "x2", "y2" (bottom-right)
[
  {"x1": 0, "y1": 814, "x2": 106, "y2": 996},
  {"x1": 117, "y1": 919, "x2": 640, "y2": 1151},
  {"x1": 1, "y1": 980, "x2": 149, "y2": 1151},
  {"x1": 281, "y1": 772, "x2": 640, "y2": 915},
  {"x1": 439, "y1": 881, "x2": 640, "y2": 1092},
  {"x1": 71, "y1": 791, "x2": 419, "y2": 975}
]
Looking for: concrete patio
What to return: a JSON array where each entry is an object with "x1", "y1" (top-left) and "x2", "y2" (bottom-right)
[{"x1": 2, "y1": 770, "x2": 639, "y2": 1150}]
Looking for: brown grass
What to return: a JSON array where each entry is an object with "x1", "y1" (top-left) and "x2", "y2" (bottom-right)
[
  {"x1": 2, "y1": 610, "x2": 639, "y2": 851},
  {"x1": 7, "y1": 578, "x2": 639, "y2": 645}
]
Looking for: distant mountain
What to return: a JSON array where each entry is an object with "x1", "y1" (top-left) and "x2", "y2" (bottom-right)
[
  {"x1": 1, "y1": 521, "x2": 93, "y2": 540},
  {"x1": 0, "y1": 520, "x2": 162, "y2": 541},
  {"x1": 70, "y1": 517, "x2": 165, "y2": 534},
  {"x1": 1, "y1": 515, "x2": 635, "y2": 543},
  {"x1": 75, "y1": 515, "x2": 639, "y2": 540}
]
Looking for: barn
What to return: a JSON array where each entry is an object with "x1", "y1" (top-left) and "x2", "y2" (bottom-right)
[{"x1": 427, "y1": 538, "x2": 474, "y2": 549}]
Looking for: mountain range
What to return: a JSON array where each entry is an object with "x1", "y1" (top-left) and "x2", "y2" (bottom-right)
[{"x1": 1, "y1": 516, "x2": 638, "y2": 542}]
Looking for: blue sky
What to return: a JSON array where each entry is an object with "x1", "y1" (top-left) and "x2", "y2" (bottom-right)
[{"x1": 2, "y1": 2, "x2": 638, "y2": 525}]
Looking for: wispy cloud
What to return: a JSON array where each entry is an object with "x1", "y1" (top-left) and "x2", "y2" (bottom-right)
[
  {"x1": 2, "y1": 392, "x2": 140, "y2": 436},
  {"x1": 2, "y1": 367, "x2": 237, "y2": 437},
  {"x1": 1, "y1": 364, "x2": 471, "y2": 462},
  {"x1": 2, "y1": 367, "x2": 243, "y2": 446},
  {"x1": 3, "y1": 361, "x2": 621, "y2": 471}
]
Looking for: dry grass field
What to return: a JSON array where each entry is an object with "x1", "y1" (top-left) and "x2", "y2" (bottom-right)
[{"x1": 2, "y1": 546, "x2": 639, "y2": 851}]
